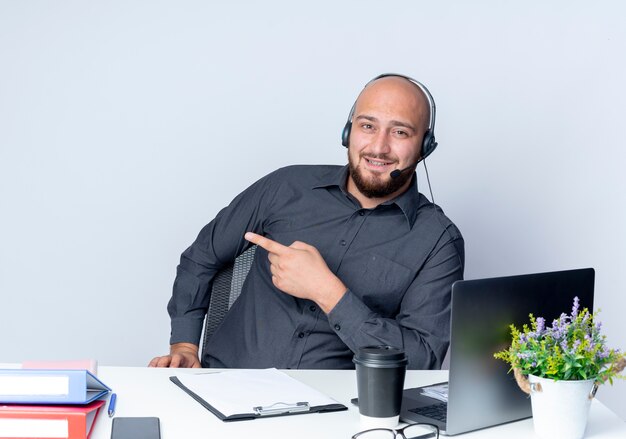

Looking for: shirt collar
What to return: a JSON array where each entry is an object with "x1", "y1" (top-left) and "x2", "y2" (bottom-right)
[
  {"x1": 313, "y1": 165, "x2": 421, "y2": 228},
  {"x1": 312, "y1": 165, "x2": 350, "y2": 192}
]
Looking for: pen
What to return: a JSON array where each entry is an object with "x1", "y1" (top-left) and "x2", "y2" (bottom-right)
[{"x1": 108, "y1": 393, "x2": 117, "y2": 418}]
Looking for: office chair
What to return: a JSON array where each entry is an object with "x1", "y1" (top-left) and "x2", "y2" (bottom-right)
[{"x1": 200, "y1": 245, "x2": 256, "y2": 366}]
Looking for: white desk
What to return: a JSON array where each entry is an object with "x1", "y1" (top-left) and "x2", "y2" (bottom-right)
[{"x1": 89, "y1": 366, "x2": 626, "y2": 439}]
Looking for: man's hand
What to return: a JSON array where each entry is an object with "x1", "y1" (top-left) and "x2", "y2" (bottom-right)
[
  {"x1": 244, "y1": 232, "x2": 347, "y2": 313},
  {"x1": 148, "y1": 342, "x2": 201, "y2": 368}
]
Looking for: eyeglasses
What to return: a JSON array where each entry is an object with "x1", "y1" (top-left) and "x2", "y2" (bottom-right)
[{"x1": 352, "y1": 423, "x2": 439, "y2": 439}]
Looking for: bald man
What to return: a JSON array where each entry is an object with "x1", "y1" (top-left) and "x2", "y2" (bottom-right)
[{"x1": 150, "y1": 74, "x2": 464, "y2": 370}]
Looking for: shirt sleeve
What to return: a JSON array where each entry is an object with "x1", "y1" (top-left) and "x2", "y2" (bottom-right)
[
  {"x1": 167, "y1": 172, "x2": 279, "y2": 346},
  {"x1": 326, "y1": 233, "x2": 464, "y2": 369}
]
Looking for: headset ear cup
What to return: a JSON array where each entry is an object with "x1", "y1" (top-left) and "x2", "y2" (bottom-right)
[
  {"x1": 421, "y1": 131, "x2": 437, "y2": 160},
  {"x1": 341, "y1": 121, "x2": 352, "y2": 148}
]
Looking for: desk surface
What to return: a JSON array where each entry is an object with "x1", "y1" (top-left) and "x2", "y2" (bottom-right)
[{"x1": 87, "y1": 366, "x2": 626, "y2": 439}]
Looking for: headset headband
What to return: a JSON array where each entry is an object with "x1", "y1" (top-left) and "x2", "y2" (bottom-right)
[{"x1": 347, "y1": 73, "x2": 436, "y2": 133}]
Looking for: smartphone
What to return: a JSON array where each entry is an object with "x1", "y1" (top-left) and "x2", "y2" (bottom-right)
[{"x1": 111, "y1": 417, "x2": 161, "y2": 439}]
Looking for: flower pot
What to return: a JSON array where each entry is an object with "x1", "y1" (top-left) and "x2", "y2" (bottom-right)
[{"x1": 528, "y1": 374, "x2": 597, "y2": 439}]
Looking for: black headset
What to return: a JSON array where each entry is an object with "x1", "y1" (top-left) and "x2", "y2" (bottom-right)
[{"x1": 341, "y1": 73, "x2": 438, "y2": 160}]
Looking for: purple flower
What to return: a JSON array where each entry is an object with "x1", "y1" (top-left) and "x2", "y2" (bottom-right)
[
  {"x1": 553, "y1": 313, "x2": 569, "y2": 333},
  {"x1": 516, "y1": 352, "x2": 535, "y2": 360},
  {"x1": 571, "y1": 296, "x2": 580, "y2": 317},
  {"x1": 536, "y1": 317, "x2": 545, "y2": 334},
  {"x1": 597, "y1": 347, "x2": 610, "y2": 360},
  {"x1": 551, "y1": 326, "x2": 565, "y2": 341}
]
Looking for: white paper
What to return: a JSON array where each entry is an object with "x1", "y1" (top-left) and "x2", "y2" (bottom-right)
[
  {"x1": 0, "y1": 375, "x2": 69, "y2": 396},
  {"x1": 176, "y1": 368, "x2": 340, "y2": 417},
  {"x1": 0, "y1": 418, "x2": 69, "y2": 438},
  {"x1": 420, "y1": 383, "x2": 448, "y2": 403}
]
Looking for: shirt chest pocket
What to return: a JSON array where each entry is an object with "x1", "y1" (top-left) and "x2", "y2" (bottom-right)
[{"x1": 348, "y1": 253, "x2": 414, "y2": 316}]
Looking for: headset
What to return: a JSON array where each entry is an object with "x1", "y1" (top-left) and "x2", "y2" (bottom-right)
[{"x1": 341, "y1": 73, "x2": 438, "y2": 161}]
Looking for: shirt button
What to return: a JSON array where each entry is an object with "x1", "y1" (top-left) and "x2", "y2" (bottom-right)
[
  {"x1": 298, "y1": 332, "x2": 305, "y2": 338},
  {"x1": 340, "y1": 240, "x2": 346, "y2": 246},
  {"x1": 359, "y1": 211, "x2": 365, "y2": 216},
  {"x1": 334, "y1": 324, "x2": 341, "y2": 331},
  {"x1": 309, "y1": 305, "x2": 317, "y2": 312}
]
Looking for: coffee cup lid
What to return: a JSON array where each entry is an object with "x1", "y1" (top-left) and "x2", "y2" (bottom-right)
[{"x1": 353, "y1": 345, "x2": 408, "y2": 368}]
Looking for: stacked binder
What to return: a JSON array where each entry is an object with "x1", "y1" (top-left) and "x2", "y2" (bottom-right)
[{"x1": 0, "y1": 369, "x2": 111, "y2": 439}]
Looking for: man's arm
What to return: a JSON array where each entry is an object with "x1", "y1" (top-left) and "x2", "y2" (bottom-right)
[
  {"x1": 328, "y1": 236, "x2": 464, "y2": 369},
  {"x1": 246, "y1": 231, "x2": 464, "y2": 369},
  {"x1": 148, "y1": 172, "x2": 281, "y2": 368}
]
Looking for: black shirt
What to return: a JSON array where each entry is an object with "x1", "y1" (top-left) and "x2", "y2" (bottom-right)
[{"x1": 168, "y1": 165, "x2": 464, "y2": 369}]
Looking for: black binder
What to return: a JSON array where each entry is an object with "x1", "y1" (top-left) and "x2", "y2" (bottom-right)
[{"x1": 169, "y1": 373, "x2": 347, "y2": 422}]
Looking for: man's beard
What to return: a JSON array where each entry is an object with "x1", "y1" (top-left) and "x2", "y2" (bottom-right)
[{"x1": 348, "y1": 153, "x2": 414, "y2": 199}]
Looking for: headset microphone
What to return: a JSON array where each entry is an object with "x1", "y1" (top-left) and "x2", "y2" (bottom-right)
[
  {"x1": 390, "y1": 158, "x2": 436, "y2": 204},
  {"x1": 390, "y1": 162, "x2": 419, "y2": 179}
]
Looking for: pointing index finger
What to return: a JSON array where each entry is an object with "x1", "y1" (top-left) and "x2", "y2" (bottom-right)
[{"x1": 244, "y1": 232, "x2": 288, "y2": 254}]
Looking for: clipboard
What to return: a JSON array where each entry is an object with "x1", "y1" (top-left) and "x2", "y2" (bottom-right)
[{"x1": 169, "y1": 368, "x2": 347, "y2": 422}]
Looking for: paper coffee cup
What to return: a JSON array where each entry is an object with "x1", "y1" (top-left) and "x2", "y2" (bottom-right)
[{"x1": 353, "y1": 346, "x2": 408, "y2": 425}]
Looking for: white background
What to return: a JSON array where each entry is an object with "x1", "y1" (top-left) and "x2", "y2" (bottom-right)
[{"x1": 1, "y1": 0, "x2": 625, "y2": 420}]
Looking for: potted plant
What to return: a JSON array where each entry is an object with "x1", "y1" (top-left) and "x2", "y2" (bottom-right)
[{"x1": 494, "y1": 297, "x2": 625, "y2": 439}]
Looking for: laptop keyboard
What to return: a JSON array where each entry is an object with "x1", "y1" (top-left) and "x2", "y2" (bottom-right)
[{"x1": 409, "y1": 403, "x2": 448, "y2": 423}]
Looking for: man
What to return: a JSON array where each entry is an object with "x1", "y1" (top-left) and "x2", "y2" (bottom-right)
[{"x1": 149, "y1": 74, "x2": 464, "y2": 370}]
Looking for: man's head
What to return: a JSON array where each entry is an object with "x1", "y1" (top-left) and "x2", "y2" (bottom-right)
[{"x1": 344, "y1": 74, "x2": 433, "y2": 207}]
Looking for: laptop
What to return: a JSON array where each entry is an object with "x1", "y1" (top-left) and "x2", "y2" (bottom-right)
[{"x1": 400, "y1": 268, "x2": 595, "y2": 435}]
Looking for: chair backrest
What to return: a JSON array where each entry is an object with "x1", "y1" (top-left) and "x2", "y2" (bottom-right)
[{"x1": 201, "y1": 245, "x2": 256, "y2": 365}]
